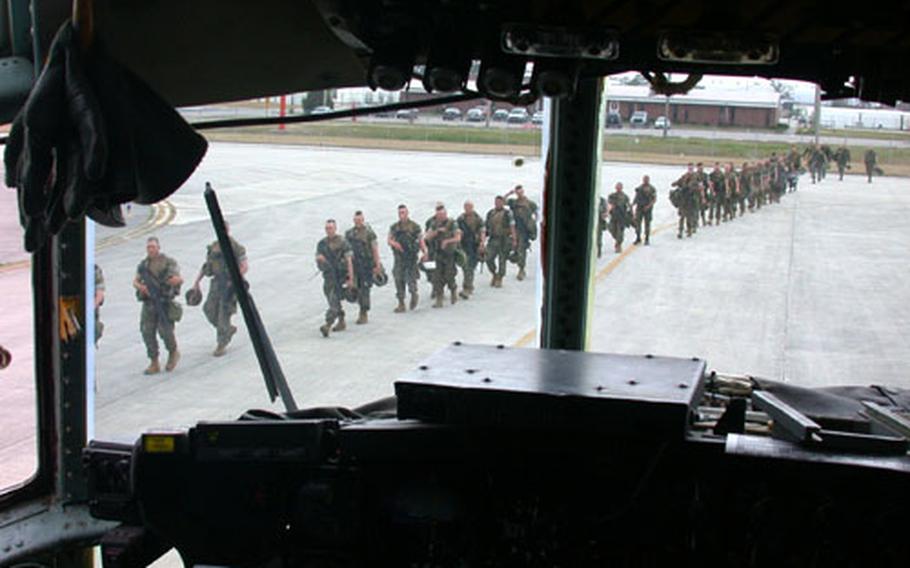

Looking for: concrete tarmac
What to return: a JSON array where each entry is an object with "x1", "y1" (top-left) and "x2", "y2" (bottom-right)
[{"x1": 2, "y1": 143, "x2": 909, "y2": 491}]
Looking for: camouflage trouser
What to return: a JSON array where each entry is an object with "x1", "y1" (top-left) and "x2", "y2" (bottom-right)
[
  {"x1": 677, "y1": 206, "x2": 697, "y2": 236},
  {"x1": 322, "y1": 277, "x2": 344, "y2": 323},
  {"x1": 711, "y1": 197, "x2": 726, "y2": 222},
  {"x1": 392, "y1": 256, "x2": 419, "y2": 300},
  {"x1": 462, "y1": 253, "x2": 479, "y2": 291},
  {"x1": 140, "y1": 301, "x2": 177, "y2": 359},
  {"x1": 837, "y1": 163, "x2": 846, "y2": 180},
  {"x1": 596, "y1": 223, "x2": 606, "y2": 256},
  {"x1": 95, "y1": 313, "x2": 103, "y2": 345},
  {"x1": 634, "y1": 211, "x2": 652, "y2": 242},
  {"x1": 608, "y1": 218, "x2": 625, "y2": 247},
  {"x1": 356, "y1": 278, "x2": 372, "y2": 312},
  {"x1": 513, "y1": 234, "x2": 531, "y2": 269},
  {"x1": 432, "y1": 252, "x2": 458, "y2": 297},
  {"x1": 485, "y1": 236, "x2": 510, "y2": 277},
  {"x1": 866, "y1": 163, "x2": 874, "y2": 183},
  {"x1": 203, "y1": 290, "x2": 237, "y2": 346}
]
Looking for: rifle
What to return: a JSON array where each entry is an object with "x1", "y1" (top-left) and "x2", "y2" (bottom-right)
[
  {"x1": 318, "y1": 239, "x2": 348, "y2": 300},
  {"x1": 204, "y1": 182, "x2": 298, "y2": 413},
  {"x1": 138, "y1": 262, "x2": 175, "y2": 333}
]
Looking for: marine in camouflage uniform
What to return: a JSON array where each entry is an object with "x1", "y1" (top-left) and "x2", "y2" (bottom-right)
[
  {"x1": 786, "y1": 146, "x2": 801, "y2": 192},
  {"x1": 864, "y1": 149, "x2": 879, "y2": 183},
  {"x1": 191, "y1": 228, "x2": 247, "y2": 356},
  {"x1": 345, "y1": 211, "x2": 381, "y2": 325},
  {"x1": 94, "y1": 264, "x2": 105, "y2": 346},
  {"x1": 834, "y1": 146, "x2": 851, "y2": 181},
  {"x1": 457, "y1": 201, "x2": 485, "y2": 299},
  {"x1": 807, "y1": 144, "x2": 826, "y2": 184},
  {"x1": 672, "y1": 164, "x2": 698, "y2": 238},
  {"x1": 316, "y1": 219, "x2": 354, "y2": 337},
  {"x1": 485, "y1": 196, "x2": 517, "y2": 288},
  {"x1": 505, "y1": 185, "x2": 538, "y2": 281},
  {"x1": 423, "y1": 204, "x2": 462, "y2": 307},
  {"x1": 607, "y1": 182, "x2": 631, "y2": 253},
  {"x1": 388, "y1": 204, "x2": 425, "y2": 312},
  {"x1": 694, "y1": 163, "x2": 711, "y2": 226},
  {"x1": 725, "y1": 163, "x2": 741, "y2": 216},
  {"x1": 133, "y1": 237, "x2": 183, "y2": 374},
  {"x1": 708, "y1": 164, "x2": 726, "y2": 224},
  {"x1": 633, "y1": 175, "x2": 657, "y2": 245}
]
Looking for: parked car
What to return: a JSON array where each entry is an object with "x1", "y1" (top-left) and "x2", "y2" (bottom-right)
[
  {"x1": 310, "y1": 105, "x2": 332, "y2": 115},
  {"x1": 507, "y1": 108, "x2": 530, "y2": 123},
  {"x1": 653, "y1": 116, "x2": 671, "y2": 130},
  {"x1": 442, "y1": 107, "x2": 462, "y2": 121},
  {"x1": 492, "y1": 108, "x2": 510, "y2": 122},
  {"x1": 531, "y1": 110, "x2": 545, "y2": 125},
  {"x1": 396, "y1": 108, "x2": 418, "y2": 120},
  {"x1": 630, "y1": 110, "x2": 648, "y2": 127},
  {"x1": 466, "y1": 107, "x2": 487, "y2": 122}
]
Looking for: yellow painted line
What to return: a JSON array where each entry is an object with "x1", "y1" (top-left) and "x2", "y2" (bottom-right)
[{"x1": 513, "y1": 221, "x2": 676, "y2": 348}]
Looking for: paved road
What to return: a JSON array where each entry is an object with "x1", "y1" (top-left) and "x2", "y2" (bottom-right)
[{"x1": 2, "y1": 143, "x2": 909, "y2": 490}]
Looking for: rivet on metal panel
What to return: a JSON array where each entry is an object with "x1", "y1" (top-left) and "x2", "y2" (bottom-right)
[
  {"x1": 482, "y1": 377, "x2": 492, "y2": 383},
  {"x1": 628, "y1": 379, "x2": 638, "y2": 385},
  {"x1": 419, "y1": 365, "x2": 428, "y2": 371},
  {"x1": 466, "y1": 369, "x2": 477, "y2": 374},
  {"x1": 691, "y1": 357, "x2": 700, "y2": 361},
  {"x1": 678, "y1": 383, "x2": 689, "y2": 389},
  {"x1": 596, "y1": 385, "x2": 605, "y2": 392},
  {"x1": 496, "y1": 344, "x2": 505, "y2": 349},
  {"x1": 645, "y1": 354, "x2": 654, "y2": 359},
  {"x1": 454, "y1": 341, "x2": 462, "y2": 346}
]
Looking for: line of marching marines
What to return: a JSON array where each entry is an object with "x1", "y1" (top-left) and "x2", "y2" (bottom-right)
[
  {"x1": 314, "y1": 185, "x2": 539, "y2": 337},
  {"x1": 100, "y1": 144, "x2": 882, "y2": 373},
  {"x1": 597, "y1": 144, "x2": 882, "y2": 254}
]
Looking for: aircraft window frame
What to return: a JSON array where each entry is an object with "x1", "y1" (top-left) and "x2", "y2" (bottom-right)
[{"x1": 0, "y1": 249, "x2": 57, "y2": 508}]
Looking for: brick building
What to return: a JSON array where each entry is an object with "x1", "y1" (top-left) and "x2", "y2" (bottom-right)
[{"x1": 606, "y1": 84, "x2": 781, "y2": 128}]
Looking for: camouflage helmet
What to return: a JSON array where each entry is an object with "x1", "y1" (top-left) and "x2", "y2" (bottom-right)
[
  {"x1": 453, "y1": 248, "x2": 467, "y2": 269},
  {"x1": 185, "y1": 287, "x2": 203, "y2": 306},
  {"x1": 373, "y1": 266, "x2": 389, "y2": 287},
  {"x1": 343, "y1": 285, "x2": 359, "y2": 303}
]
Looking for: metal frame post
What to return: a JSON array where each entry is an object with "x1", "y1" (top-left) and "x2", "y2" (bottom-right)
[{"x1": 540, "y1": 77, "x2": 604, "y2": 350}]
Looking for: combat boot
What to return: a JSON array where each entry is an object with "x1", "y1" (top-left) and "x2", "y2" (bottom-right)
[
  {"x1": 495, "y1": 276, "x2": 504, "y2": 288},
  {"x1": 143, "y1": 358, "x2": 160, "y2": 375},
  {"x1": 165, "y1": 349, "x2": 180, "y2": 372},
  {"x1": 213, "y1": 343, "x2": 227, "y2": 357},
  {"x1": 433, "y1": 295, "x2": 444, "y2": 308},
  {"x1": 517, "y1": 268, "x2": 526, "y2": 281},
  {"x1": 394, "y1": 299, "x2": 406, "y2": 313},
  {"x1": 459, "y1": 290, "x2": 470, "y2": 300},
  {"x1": 332, "y1": 316, "x2": 346, "y2": 332},
  {"x1": 320, "y1": 323, "x2": 331, "y2": 337},
  {"x1": 451, "y1": 290, "x2": 458, "y2": 304},
  {"x1": 633, "y1": 238, "x2": 642, "y2": 245},
  {"x1": 356, "y1": 310, "x2": 368, "y2": 325},
  {"x1": 491, "y1": 275, "x2": 497, "y2": 287},
  {"x1": 644, "y1": 237, "x2": 650, "y2": 246},
  {"x1": 614, "y1": 244, "x2": 621, "y2": 253},
  {"x1": 409, "y1": 293, "x2": 419, "y2": 311}
]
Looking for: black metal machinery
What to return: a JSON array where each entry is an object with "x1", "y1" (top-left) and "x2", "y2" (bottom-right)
[{"x1": 85, "y1": 344, "x2": 910, "y2": 567}]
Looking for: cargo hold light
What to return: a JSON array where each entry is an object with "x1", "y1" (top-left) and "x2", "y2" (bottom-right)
[
  {"x1": 502, "y1": 25, "x2": 619, "y2": 61},
  {"x1": 657, "y1": 31, "x2": 779, "y2": 65}
]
